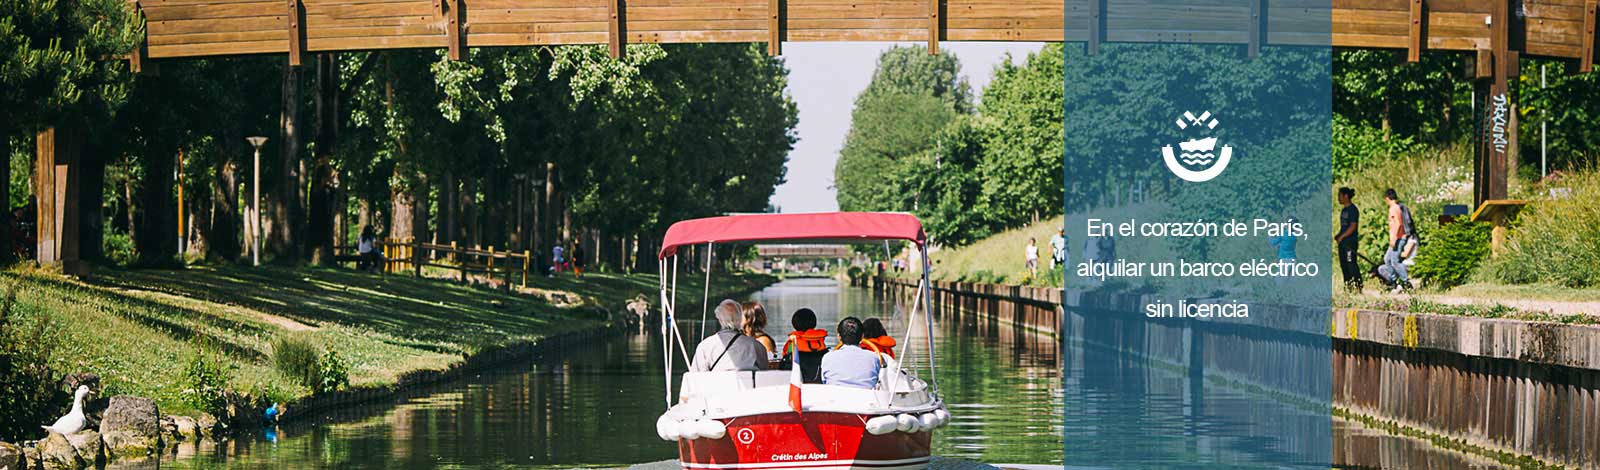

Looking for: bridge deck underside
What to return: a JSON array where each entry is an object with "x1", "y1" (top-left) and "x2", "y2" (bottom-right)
[{"x1": 137, "y1": 0, "x2": 1599, "y2": 64}]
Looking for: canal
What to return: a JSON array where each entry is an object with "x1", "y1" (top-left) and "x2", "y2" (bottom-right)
[
  {"x1": 126, "y1": 278, "x2": 1506, "y2": 469},
  {"x1": 136, "y1": 278, "x2": 1062, "y2": 469}
]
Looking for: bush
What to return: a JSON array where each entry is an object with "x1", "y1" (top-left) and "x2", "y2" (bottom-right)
[
  {"x1": 1333, "y1": 115, "x2": 1420, "y2": 179},
  {"x1": 1486, "y1": 172, "x2": 1600, "y2": 287},
  {"x1": 103, "y1": 231, "x2": 139, "y2": 267},
  {"x1": 316, "y1": 350, "x2": 350, "y2": 394},
  {"x1": 182, "y1": 343, "x2": 235, "y2": 417},
  {"x1": 0, "y1": 280, "x2": 64, "y2": 442},
  {"x1": 1409, "y1": 221, "x2": 1490, "y2": 289},
  {"x1": 272, "y1": 334, "x2": 322, "y2": 391}
]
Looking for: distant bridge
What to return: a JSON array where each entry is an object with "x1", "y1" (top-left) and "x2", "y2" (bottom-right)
[{"x1": 756, "y1": 244, "x2": 853, "y2": 259}]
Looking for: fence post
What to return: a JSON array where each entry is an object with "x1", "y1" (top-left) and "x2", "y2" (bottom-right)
[
  {"x1": 488, "y1": 246, "x2": 495, "y2": 287},
  {"x1": 413, "y1": 239, "x2": 422, "y2": 278},
  {"x1": 453, "y1": 242, "x2": 464, "y2": 284},
  {"x1": 522, "y1": 250, "x2": 531, "y2": 288}
]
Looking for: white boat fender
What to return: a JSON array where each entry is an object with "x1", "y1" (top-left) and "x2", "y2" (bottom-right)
[
  {"x1": 865, "y1": 415, "x2": 899, "y2": 435},
  {"x1": 934, "y1": 408, "x2": 951, "y2": 425},
  {"x1": 697, "y1": 419, "x2": 727, "y2": 439},
  {"x1": 680, "y1": 420, "x2": 703, "y2": 440},
  {"x1": 919, "y1": 413, "x2": 939, "y2": 430},
  {"x1": 895, "y1": 414, "x2": 917, "y2": 433},
  {"x1": 657, "y1": 415, "x2": 681, "y2": 441}
]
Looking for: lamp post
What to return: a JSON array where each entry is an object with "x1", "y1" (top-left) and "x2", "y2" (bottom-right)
[{"x1": 246, "y1": 136, "x2": 268, "y2": 266}]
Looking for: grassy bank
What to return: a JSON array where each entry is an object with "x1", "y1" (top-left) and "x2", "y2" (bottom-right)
[
  {"x1": 2, "y1": 264, "x2": 770, "y2": 420},
  {"x1": 925, "y1": 216, "x2": 1065, "y2": 287}
]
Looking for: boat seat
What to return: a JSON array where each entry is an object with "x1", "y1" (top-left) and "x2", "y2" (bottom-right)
[{"x1": 680, "y1": 371, "x2": 793, "y2": 398}]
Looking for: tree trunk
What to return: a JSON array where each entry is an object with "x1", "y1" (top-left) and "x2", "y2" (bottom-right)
[
  {"x1": 462, "y1": 178, "x2": 478, "y2": 247},
  {"x1": 209, "y1": 134, "x2": 242, "y2": 262},
  {"x1": 0, "y1": 129, "x2": 11, "y2": 265},
  {"x1": 123, "y1": 153, "x2": 137, "y2": 243},
  {"x1": 307, "y1": 53, "x2": 339, "y2": 264},
  {"x1": 274, "y1": 63, "x2": 304, "y2": 262},
  {"x1": 137, "y1": 146, "x2": 177, "y2": 266},
  {"x1": 442, "y1": 170, "x2": 456, "y2": 246}
]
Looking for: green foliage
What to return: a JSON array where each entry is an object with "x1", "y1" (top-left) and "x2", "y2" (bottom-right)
[
  {"x1": 0, "y1": 0, "x2": 142, "y2": 131},
  {"x1": 0, "y1": 278, "x2": 63, "y2": 442},
  {"x1": 1333, "y1": 115, "x2": 1420, "y2": 179},
  {"x1": 974, "y1": 44, "x2": 1063, "y2": 226},
  {"x1": 316, "y1": 349, "x2": 350, "y2": 394},
  {"x1": 1410, "y1": 222, "x2": 1490, "y2": 289},
  {"x1": 182, "y1": 341, "x2": 236, "y2": 417},
  {"x1": 272, "y1": 334, "x2": 322, "y2": 391},
  {"x1": 1486, "y1": 172, "x2": 1600, "y2": 287},
  {"x1": 103, "y1": 231, "x2": 138, "y2": 267},
  {"x1": 835, "y1": 45, "x2": 971, "y2": 215}
]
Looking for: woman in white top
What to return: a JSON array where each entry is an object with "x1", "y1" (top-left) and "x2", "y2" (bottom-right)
[{"x1": 1025, "y1": 237, "x2": 1039, "y2": 276}]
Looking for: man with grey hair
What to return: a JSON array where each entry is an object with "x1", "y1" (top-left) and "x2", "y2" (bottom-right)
[{"x1": 690, "y1": 299, "x2": 768, "y2": 372}]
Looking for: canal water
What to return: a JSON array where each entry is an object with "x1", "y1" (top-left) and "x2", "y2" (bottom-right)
[
  {"x1": 125, "y1": 278, "x2": 1503, "y2": 469},
  {"x1": 134, "y1": 278, "x2": 1062, "y2": 469}
]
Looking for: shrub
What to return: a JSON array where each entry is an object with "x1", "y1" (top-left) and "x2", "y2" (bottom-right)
[
  {"x1": 182, "y1": 342, "x2": 236, "y2": 417},
  {"x1": 1333, "y1": 115, "x2": 1420, "y2": 179},
  {"x1": 272, "y1": 334, "x2": 322, "y2": 391},
  {"x1": 1409, "y1": 221, "x2": 1490, "y2": 289},
  {"x1": 103, "y1": 231, "x2": 139, "y2": 267},
  {"x1": 1486, "y1": 172, "x2": 1600, "y2": 287},
  {"x1": 0, "y1": 279, "x2": 63, "y2": 442},
  {"x1": 316, "y1": 350, "x2": 350, "y2": 394}
]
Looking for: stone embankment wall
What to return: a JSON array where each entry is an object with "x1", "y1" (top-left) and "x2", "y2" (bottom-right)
[{"x1": 869, "y1": 275, "x2": 1600, "y2": 468}]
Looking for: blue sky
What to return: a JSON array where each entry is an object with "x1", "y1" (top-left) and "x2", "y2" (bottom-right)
[{"x1": 771, "y1": 42, "x2": 1046, "y2": 214}]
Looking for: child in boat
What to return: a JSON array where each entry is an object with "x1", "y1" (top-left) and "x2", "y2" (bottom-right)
[
  {"x1": 781, "y1": 308, "x2": 829, "y2": 383},
  {"x1": 859, "y1": 318, "x2": 896, "y2": 360}
]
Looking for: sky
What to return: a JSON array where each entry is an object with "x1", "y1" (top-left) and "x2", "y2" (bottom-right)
[{"x1": 769, "y1": 42, "x2": 1046, "y2": 214}]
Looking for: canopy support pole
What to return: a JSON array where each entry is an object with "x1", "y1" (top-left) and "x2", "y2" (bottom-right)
[
  {"x1": 922, "y1": 244, "x2": 937, "y2": 392},
  {"x1": 660, "y1": 260, "x2": 672, "y2": 405},
  {"x1": 699, "y1": 242, "x2": 715, "y2": 338}
]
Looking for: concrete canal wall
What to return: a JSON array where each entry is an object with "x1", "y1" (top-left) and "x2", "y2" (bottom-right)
[{"x1": 867, "y1": 275, "x2": 1600, "y2": 468}]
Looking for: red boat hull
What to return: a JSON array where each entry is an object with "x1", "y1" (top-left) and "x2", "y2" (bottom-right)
[{"x1": 678, "y1": 412, "x2": 932, "y2": 470}]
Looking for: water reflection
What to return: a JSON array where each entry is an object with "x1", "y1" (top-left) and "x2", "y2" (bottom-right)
[{"x1": 135, "y1": 278, "x2": 1063, "y2": 469}]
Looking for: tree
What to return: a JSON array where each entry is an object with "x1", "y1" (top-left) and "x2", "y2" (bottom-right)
[
  {"x1": 834, "y1": 45, "x2": 971, "y2": 213},
  {"x1": 0, "y1": 0, "x2": 140, "y2": 263}
]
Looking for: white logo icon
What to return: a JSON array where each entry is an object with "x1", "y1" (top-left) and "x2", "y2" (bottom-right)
[
  {"x1": 736, "y1": 428, "x2": 755, "y2": 444},
  {"x1": 1162, "y1": 111, "x2": 1233, "y2": 183}
]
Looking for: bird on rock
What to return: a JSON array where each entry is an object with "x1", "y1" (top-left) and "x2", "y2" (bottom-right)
[{"x1": 42, "y1": 385, "x2": 91, "y2": 435}]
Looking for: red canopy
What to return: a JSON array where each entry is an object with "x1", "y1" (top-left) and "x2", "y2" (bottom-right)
[{"x1": 658, "y1": 212, "x2": 925, "y2": 258}]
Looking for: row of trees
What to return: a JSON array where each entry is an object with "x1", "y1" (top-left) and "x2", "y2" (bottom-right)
[
  {"x1": 837, "y1": 44, "x2": 1599, "y2": 249},
  {"x1": 5, "y1": 1, "x2": 798, "y2": 271}
]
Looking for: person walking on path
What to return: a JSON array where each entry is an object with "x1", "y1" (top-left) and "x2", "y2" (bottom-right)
[
  {"x1": 551, "y1": 243, "x2": 566, "y2": 275},
  {"x1": 1382, "y1": 189, "x2": 1418, "y2": 293},
  {"x1": 1335, "y1": 187, "x2": 1362, "y2": 291},
  {"x1": 1024, "y1": 237, "x2": 1039, "y2": 276},
  {"x1": 1049, "y1": 228, "x2": 1067, "y2": 270}
]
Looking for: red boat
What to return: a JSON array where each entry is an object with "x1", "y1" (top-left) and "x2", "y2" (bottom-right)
[{"x1": 652, "y1": 212, "x2": 949, "y2": 470}]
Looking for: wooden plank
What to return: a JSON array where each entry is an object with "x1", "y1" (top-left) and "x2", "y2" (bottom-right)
[
  {"x1": 627, "y1": 30, "x2": 765, "y2": 42},
  {"x1": 1477, "y1": 47, "x2": 1493, "y2": 76},
  {"x1": 1250, "y1": 0, "x2": 1265, "y2": 57},
  {"x1": 1408, "y1": 0, "x2": 1425, "y2": 61},
  {"x1": 626, "y1": 5, "x2": 765, "y2": 20},
  {"x1": 467, "y1": 22, "x2": 609, "y2": 34},
  {"x1": 928, "y1": 0, "x2": 940, "y2": 54},
  {"x1": 469, "y1": 31, "x2": 608, "y2": 46},
  {"x1": 444, "y1": 0, "x2": 463, "y2": 59},
  {"x1": 467, "y1": 9, "x2": 608, "y2": 25},
  {"x1": 129, "y1": 0, "x2": 156, "y2": 74},
  {"x1": 608, "y1": 0, "x2": 624, "y2": 57},
  {"x1": 769, "y1": 0, "x2": 783, "y2": 55},
  {"x1": 149, "y1": 39, "x2": 287, "y2": 58},
  {"x1": 1584, "y1": 0, "x2": 1597, "y2": 71},
  {"x1": 1088, "y1": 0, "x2": 1102, "y2": 54},
  {"x1": 142, "y1": 1, "x2": 281, "y2": 20},
  {"x1": 149, "y1": 29, "x2": 287, "y2": 44},
  {"x1": 288, "y1": 0, "x2": 305, "y2": 66},
  {"x1": 148, "y1": 16, "x2": 286, "y2": 35},
  {"x1": 628, "y1": 19, "x2": 766, "y2": 31}
]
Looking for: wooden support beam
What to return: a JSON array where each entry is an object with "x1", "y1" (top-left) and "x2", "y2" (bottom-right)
[
  {"x1": 287, "y1": 0, "x2": 305, "y2": 66},
  {"x1": 1476, "y1": 48, "x2": 1493, "y2": 78},
  {"x1": 768, "y1": 0, "x2": 782, "y2": 56},
  {"x1": 928, "y1": 0, "x2": 940, "y2": 55},
  {"x1": 608, "y1": 0, "x2": 625, "y2": 59},
  {"x1": 1407, "y1": 0, "x2": 1426, "y2": 62},
  {"x1": 1088, "y1": 0, "x2": 1103, "y2": 55},
  {"x1": 442, "y1": 0, "x2": 464, "y2": 60},
  {"x1": 34, "y1": 128, "x2": 59, "y2": 266},
  {"x1": 128, "y1": 0, "x2": 157, "y2": 74},
  {"x1": 1248, "y1": 0, "x2": 1265, "y2": 58},
  {"x1": 1583, "y1": 0, "x2": 1596, "y2": 72}
]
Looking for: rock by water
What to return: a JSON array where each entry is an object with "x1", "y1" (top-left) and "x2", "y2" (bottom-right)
[
  {"x1": 62, "y1": 431, "x2": 102, "y2": 467},
  {"x1": 0, "y1": 441, "x2": 22, "y2": 470},
  {"x1": 34, "y1": 432, "x2": 81, "y2": 469},
  {"x1": 99, "y1": 396, "x2": 163, "y2": 458}
]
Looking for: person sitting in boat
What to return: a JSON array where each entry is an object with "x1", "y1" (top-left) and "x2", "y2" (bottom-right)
[
  {"x1": 858, "y1": 318, "x2": 897, "y2": 360},
  {"x1": 821, "y1": 317, "x2": 880, "y2": 389},
  {"x1": 740, "y1": 301, "x2": 777, "y2": 358},
  {"x1": 689, "y1": 299, "x2": 769, "y2": 372},
  {"x1": 780, "y1": 308, "x2": 829, "y2": 383}
]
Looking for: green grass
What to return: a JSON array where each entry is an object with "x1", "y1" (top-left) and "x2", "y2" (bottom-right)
[
  {"x1": 3, "y1": 264, "x2": 770, "y2": 416},
  {"x1": 924, "y1": 216, "x2": 1065, "y2": 287}
]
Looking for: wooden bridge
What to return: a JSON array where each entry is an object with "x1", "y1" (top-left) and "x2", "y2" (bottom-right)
[{"x1": 130, "y1": 0, "x2": 1595, "y2": 69}]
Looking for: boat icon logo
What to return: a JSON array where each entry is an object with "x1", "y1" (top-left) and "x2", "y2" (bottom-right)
[{"x1": 1161, "y1": 110, "x2": 1234, "y2": 183}]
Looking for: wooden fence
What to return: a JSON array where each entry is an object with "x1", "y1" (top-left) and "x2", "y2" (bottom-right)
[{"x1": 334, "y1": 238, "x2": 541, "y2": 289}]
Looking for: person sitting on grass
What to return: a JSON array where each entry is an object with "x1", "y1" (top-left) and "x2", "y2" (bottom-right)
[
  {"x1": 781, "y1": 308, "x2": 829, "y2": 383},
  {"x1": 821, "y1": 317, "x2": 880, "y2": 390},
  {"x1": 858, "y1": 318, "x2": 896, "y2": 360},
  {"x1": 689, "y1": 299, "x2": 768, "y2": 372},
  {"x1": 357, "y1": 225, "x2": 382, "y2": 272}
]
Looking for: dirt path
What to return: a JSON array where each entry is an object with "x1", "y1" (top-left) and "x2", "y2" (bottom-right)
[{"x1": 1425, "y1": 295, "x2": 1600, "y2": 317}]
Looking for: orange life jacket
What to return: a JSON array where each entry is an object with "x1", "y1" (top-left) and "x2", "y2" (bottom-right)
[
  {"x1": 860, "y1": 336, "x2": 897, "y2": 360},
  {"x1": 784, "y1": 329, "x2": 829, "y2": 355}
]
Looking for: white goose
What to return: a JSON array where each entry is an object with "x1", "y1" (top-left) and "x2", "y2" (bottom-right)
[{"x1": 42, "y1": 385, "x2": 91, "y2": 435}]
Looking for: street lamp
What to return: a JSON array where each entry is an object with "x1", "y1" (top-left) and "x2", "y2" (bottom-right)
[{"x1": 246, "y1": 136, "x2": 268, "y2": 267}]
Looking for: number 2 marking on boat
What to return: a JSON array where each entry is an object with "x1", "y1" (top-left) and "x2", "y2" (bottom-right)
[{"x1": 737, "y1": 428, "x2": 755, "y2": 445}]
